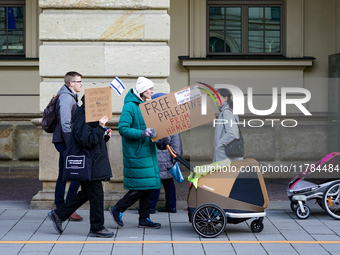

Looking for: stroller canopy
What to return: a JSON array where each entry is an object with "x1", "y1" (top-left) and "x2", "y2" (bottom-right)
[{"x1": 292, "y1": 152, "x2": 340, "y2": 186}]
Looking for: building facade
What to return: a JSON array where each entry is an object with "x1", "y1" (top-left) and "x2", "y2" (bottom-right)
[{"x1": 0, "y1": 0, "x2": 339, "y2": 208}]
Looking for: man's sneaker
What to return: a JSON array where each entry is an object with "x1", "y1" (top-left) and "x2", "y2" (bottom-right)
[
  {"x1": 48, "y1": 210, "x2": 63, "y2": 234},
  {"x1": 109, "y1": 206, "x2": 124, "y2": 227},
  {"x1": 138, "y1": 218, "x2": 161, "y2": 229},
  {"x1": 158, "y1": 207, "x2": 177, "y2": 213},
  {"x1": 89, "y1": 228, "x2": 114, "y2": 238},
  {"x1": 69, "y1": 211, "x2": 83, "y2": 221}
]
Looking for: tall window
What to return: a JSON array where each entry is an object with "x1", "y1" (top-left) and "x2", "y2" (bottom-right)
[
  {"x1": 0, "y1": 1, "x2": 24, "y2": 56},
  {"x1": 208, "y1": 1, "x2": 283, "y2": 55}
]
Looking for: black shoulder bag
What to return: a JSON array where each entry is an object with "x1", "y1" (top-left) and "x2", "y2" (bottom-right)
[{"x1": 225, "y1": 111, "x2": 244, "y2": 157}]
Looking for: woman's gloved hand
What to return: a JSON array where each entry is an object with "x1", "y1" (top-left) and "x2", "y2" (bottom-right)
[
  {"x1": 156, "y1": 136, "x2": 171, "y2": 150},
  {"x1": 141, "y1": 128, "x2": 157, "y2": 138}
]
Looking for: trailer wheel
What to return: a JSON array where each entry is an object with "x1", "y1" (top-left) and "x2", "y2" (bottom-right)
[
  {"x1": 192, "y1": 204, "x2": 226, "y2": 238},
  {"x1": 250, "y1": 220, "x2": 264, "y2": 233},
  {"x1": 322, "y1": 181, "x2": 340, "y2": 220},
  {"x1": 295, "y1": 204, "x2": 310, "y2": 219}
]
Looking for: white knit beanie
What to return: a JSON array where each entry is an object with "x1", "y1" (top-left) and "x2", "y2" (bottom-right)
[{"x1": 135, "y1": 77, "x2": 154, "y2": 94}]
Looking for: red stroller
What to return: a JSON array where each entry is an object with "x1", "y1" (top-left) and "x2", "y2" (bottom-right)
[{"x1": 287, "y1": 152, "x2": 340, "y2": 219}]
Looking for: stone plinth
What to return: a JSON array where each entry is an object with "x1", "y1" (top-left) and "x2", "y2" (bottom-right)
[{"x1": 0, "y1": 125, "x2": 14, "y2": 160}]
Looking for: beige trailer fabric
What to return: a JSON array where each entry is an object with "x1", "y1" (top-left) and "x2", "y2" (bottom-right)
[
  {"x1": 188, "y1": 158, "x2": 269, "y2": 211},
  {"x1": 188, "y1": 187, "x2": 267, "y2": 212}
]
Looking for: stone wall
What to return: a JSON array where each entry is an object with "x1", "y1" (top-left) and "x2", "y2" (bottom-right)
[{"x1": 0, "y1": 119, "x2": 41, "y2": 178}]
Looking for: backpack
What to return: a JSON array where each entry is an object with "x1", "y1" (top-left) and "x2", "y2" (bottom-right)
[{"x1": 42, "y1": 95, "x2": 60, "y2": 133}]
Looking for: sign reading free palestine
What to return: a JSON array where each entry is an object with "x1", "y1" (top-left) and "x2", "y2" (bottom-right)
[{"x1": 139, "y1": 85, "x2": 215, "y2": 141}]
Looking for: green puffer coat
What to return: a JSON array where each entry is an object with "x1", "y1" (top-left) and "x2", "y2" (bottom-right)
[{"x1": 118, "y1": 88, "x2": 161, "y2": 190}]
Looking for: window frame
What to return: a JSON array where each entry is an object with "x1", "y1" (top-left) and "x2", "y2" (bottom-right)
[
  {"x1": 0, "y1": 0, "x2": 25, "y2": 57},
  {"x1": 206, "y1": 0, "x2": 284, "y2": 56}
]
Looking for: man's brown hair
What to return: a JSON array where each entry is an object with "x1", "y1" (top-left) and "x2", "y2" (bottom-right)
[{"x1": 64, "y1": 71, "x2": 82, "y2": 85}]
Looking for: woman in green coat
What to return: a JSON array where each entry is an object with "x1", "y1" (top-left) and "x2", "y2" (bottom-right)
[{"x1": 109, "y1": 77, "x2": 162, "y2": 229}]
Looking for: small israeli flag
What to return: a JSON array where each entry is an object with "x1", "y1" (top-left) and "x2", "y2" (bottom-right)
[{"x1": 110, "y1": 77, "x2": 126, "y2": 96}]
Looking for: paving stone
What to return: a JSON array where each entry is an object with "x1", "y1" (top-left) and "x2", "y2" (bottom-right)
[
  {"x1": 300, "y1": 225, "x2": 334, "y2": 235},
  {"x1": 18, "y1": 252, "x2": 50, "y2": 255},
  {"x1": 172, "y1": 244, "x2": 205, "y2": 255},
  {"x1": 2, "y1": 222, "x2": 42, "y2": 241},
  {"x1": 202, "y1": 242, "x2": 235, "y2": 253},
  {"x1": 143, "y1": 234, "x2": 172, "y2": 241},
  {"x1": 292, "y1": 243, "x2": 329, "y2": 255},
  {"x1": 232, "y1": 243, "x2": 267, "y2": 255},
  {"x1": 82, "y1": 243, "x2": 114, "y2": 252},
  {"x1": 0, "y1": 209, "x2": 28, "y2": 220},
  {"x1": 261, "y1": 243, "x2": 296, "y2": 253},
  {"x1": 111, "y1": 244, "x2": 143, "y2": 255},
  {"x1": 272, "y1": 222, "x2": 304, "y2": 230},
  {"x1": 278, "y1": 229, "x2": 314, "y2": 241},
  {"x1": 169, "y1": 211, "x2": 190, "y2": 223},
  {"x1": 226, "y1": 231, "x2": 257, "y2": 241},
  {"x1": 20, "y1": 243, "x2": 54, "y2": 252},
  {"x1": 254, "y1": 233, "x2": 286, "y2": 241},
  {"x1": 0, "y1": 244, "x2": 24, "y2": 254},
  {"x1": 143, "y1": 243, "x2": 173, "y2": 254},
  {"x1": 170, "y1": 223, "x2": 201, "y2": 241}
]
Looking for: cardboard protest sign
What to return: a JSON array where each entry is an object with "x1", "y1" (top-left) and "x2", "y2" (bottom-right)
[
  {"x1": 85, "y1": 86, "x2": 112, "y2": 123},
  {"x1": 140, "y1": 85, "x2": 215, "y2": 141}
]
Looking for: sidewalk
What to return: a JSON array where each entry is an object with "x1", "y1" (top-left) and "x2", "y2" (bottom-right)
[{"x1": 1, "y1": 201, "x2": 340, "y2": 255}]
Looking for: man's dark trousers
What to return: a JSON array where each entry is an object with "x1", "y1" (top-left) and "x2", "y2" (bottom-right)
[{"x1": 54, "y1": 180, "x2": 105, "y2": 232}]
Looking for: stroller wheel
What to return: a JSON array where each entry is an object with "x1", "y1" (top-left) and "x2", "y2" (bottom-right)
[
  {"x1": 290, "y1": 201, "x2": 298, "y2": 212},
  {"x1": 295, "y1": 204, "x2": 310, "y2": 219},
  {"x1": 250, "y1": 219, "x2": 264, "y2": 233},
  {"x1": 192, "y1": 203, "x2": 226, "y2": 238},
  {"x1": 322, "y1": 180, "x2": 340, "y2": 220}
]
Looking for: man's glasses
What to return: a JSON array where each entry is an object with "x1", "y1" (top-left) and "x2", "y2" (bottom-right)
[{"x1": 71, "y1": 81, "x2": 82, "y2": 84}]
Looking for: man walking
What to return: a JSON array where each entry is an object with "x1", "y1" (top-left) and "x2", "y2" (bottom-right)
[
  {"x1": 52, "y1": 71, "x2": 83, "y2": 221},
  {"x1": 48, "y1": 97, "x2": 114, "y2": 238}
]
